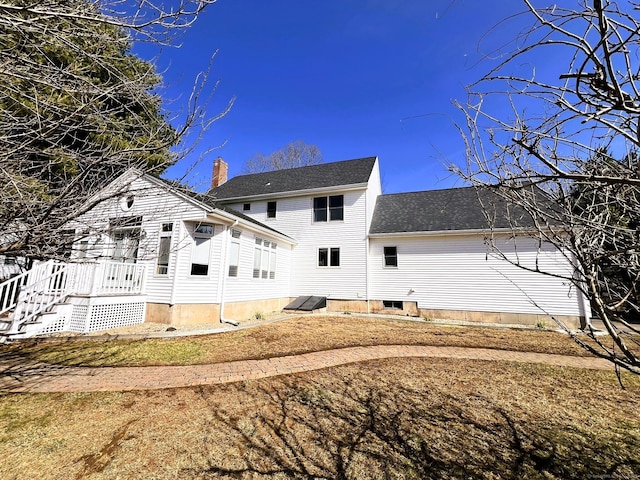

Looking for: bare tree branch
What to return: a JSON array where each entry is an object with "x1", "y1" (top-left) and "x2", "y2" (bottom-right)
[{"x1": 454, "y1": 0, "x2": 640, "y2": 374}]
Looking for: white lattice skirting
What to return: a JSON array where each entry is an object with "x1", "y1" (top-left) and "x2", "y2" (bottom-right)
[{"x1": 38, "y1": 295, "x2": 147, "y2": 335}]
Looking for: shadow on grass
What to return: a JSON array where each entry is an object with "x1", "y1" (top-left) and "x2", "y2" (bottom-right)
[
  {"x1": 0, "y1": 339, "x2": 122, "y2": 394},
  {"x1": 189, "y1": 375, "x2": 640, "y2": 480}
]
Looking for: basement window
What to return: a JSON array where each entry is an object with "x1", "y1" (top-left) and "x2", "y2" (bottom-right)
[{"x1": 383, "y1": 300, "x2": 403, "y2": 310}]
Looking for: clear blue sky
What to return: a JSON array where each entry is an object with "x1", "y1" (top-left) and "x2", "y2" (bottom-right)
[{"x1": 146, "y1": 0, "x2": 530, "y2": 193}]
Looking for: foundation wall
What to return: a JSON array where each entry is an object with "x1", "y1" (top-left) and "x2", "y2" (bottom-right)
[
  {"x1": 324, "y1": 299, "x2": 583, "y2": 329},
  {"x1": 223, "y1": 297, "x2": 293, "y2": 321},
  {"x1": 146, "y1": 297, "x2": 292, "y2": 325},
  {"x1": 146, "y1": 303, "x2": 221, "y2": 326},
  {"x1": 418, "y1": 308, "x2": 584, "y2": 330}
]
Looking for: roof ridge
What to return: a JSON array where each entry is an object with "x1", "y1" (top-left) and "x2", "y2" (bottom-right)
[{"x1": 229, "y1": 156, "x2": 377, "y2": 179}]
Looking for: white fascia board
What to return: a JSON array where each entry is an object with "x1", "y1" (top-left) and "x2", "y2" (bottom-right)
[
  {"x1": 214, "y1": 183, "x2": 369, "y2": 203},
  {"x1": 142, "y1": 175, "x2": 215, "y2": 213},
  {"x1": 182, "y1": 209, "x2": 297, "y2": 245},
  {"x1": 368, "y1": 227, "x2": 539, "y2": 239}
]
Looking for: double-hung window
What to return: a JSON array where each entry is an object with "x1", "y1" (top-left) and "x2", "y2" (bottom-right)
[
  {"x1": 383, "y1": 246, "x2": 398, "y2": 268},
  {"x1": 156, "y1": 223, "x2": 173, "y2": 275},
  {"x1": 191, "y1": 224, "x2": 214, "y2": 276},
  {"x1": 313, "y1": 195, "x2": 344, "y2": 222},
  {"x1": 318, "y1": 247, "x2": 340, "y2": 267}
]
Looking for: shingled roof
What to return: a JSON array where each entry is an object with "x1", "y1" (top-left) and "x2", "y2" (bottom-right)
[
  {"x1": 369, "y1": 186, "x2": 538, "y2": 234},
  {"x1": 211, "y1": 157, "x2": 377, "y2": 201}
]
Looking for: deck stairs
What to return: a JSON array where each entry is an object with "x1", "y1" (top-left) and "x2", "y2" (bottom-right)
[
  {"x1": 0, "y1": 260, "x2": 75, "y2": 342},
  {"x1": 0, "y1": 260, "x2": 147, "y2": 342}
]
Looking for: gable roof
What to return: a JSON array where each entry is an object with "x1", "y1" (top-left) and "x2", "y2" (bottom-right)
[
  {"x1": 99, "y1": 169, "x2": 294, "y2": 243},
  {"x1": 155, "y1": 179, "x2": 295, "y2": 242},
  {"x1": 210, "y1": 156, "x2": 377, "y2": 201},
  {"x1": 369, "y1": 186, "x2": 538, "y2": 235}
]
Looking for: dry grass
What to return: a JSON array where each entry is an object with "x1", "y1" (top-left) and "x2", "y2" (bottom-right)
[
  {"x1": 1, "y1": 358, "x2": 639, "y2": 479},
  {"x1": 4, "y1": 315, "x2": 597, "y2": 367}
]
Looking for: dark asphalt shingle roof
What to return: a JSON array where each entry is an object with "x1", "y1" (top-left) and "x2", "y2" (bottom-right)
[
  {"x1": 369, "y1": 187, "x2": 538, "y2": 234},
  {"x1": 210, "y1": 157, "x2": 377, "y2": 201},
  {"x1": 156, "y1": 176, "x2": 293, "y2": 240}
]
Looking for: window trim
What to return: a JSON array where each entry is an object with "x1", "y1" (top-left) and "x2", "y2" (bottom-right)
[
  {"x1": 155, "y1": 222, "x2": 174, "y2": 276},
  {"x1": 318, "y1": 246, "x2": 341, "y2": 268},
  {"x1": 313, "y1": 194, "x2": 344, "y2": 222},
  {"x1": 190, "y1": 223, "x2": 214, "y2": 277},
  {"x1": 383, "y1": 300, "x2": 403, "y2": 310},
  {"x1": 228, "y1": 229, "x2": 241, "y2": 278},
  {"x1": 383, "y1": 246, "x2": 398, "y2": 268},
  {"x1": 253, "y1": 237, "x2": 277, "y2": 280},
  {"x1": 266, "y1": 201, "x2": 277, "y2": 219}
]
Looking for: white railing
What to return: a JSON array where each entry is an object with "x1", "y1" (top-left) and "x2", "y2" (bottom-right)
[
  {"x1": 0, "y1": 265, "x2": 34, "y2": 317},
  {"x1": 1, "y1": 260, "x2": 147, "y2": 337},
  {"x1": 72, "y1": 261, "x2": 146, "y2": 296},
  {"x1": 8, "y1": 261, "x2": 75, "y2": 333}
]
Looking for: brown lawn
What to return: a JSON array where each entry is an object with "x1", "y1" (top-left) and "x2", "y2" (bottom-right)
[
  {"x1": 1, "y1": 315, "x2": 639, "y2": 479},
  {"x1": 2, "y1": 315, "x2": 605, "y2": 367}
]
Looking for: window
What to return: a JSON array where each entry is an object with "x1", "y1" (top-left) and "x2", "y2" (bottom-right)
[
  {"x1": 243, "y1": 203, "x2": 251, "y2": 211},
  {"x1": 253, "y1": 237, "x2": 277, "y2": 279},
  {"x1": 228, "y1": 229, "x2": 241, "y2": 277},
  {"x1": 383, "y1": 246, "x2": 398, "y2": 268},
  {"x1": 318, "y1": 247, "x2": 340, "y2": 267},
  {"x1": 120, "y1": 194, "x2": 135, "y2": 211},
  {"x1": 267, "y1": 201, "x2": 277, "y2": 218},
  {"x1": 109, "y1": 216, "x2": 142, "y2": 264},
  {"x1": 313, "y1": 195, "x2": 343, "y2": 222},
  {"x1": 156, "y1": 223, "x2": 173, "y2": 275},
  {"x1": 383, "y1": 300, "x2": 403, "y2": 310},
  {"x1": 191, "y1": 224, "x2": 214, "y2": 276}
]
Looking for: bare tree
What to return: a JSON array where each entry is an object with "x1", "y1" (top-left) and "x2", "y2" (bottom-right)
[
  {"x1": 454, "y1": 0, "x2": 640, "y2": 374},
  {"x1": 243, "y1": 140, "x2": 323, "y2": 173},
  {"x1": 0, "y1": 0, "x2": 233, "y2": 261}
]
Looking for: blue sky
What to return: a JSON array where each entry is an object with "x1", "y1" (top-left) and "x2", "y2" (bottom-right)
[{"x1": 147, "y1": 0, "x2": 530, "y2": 193}]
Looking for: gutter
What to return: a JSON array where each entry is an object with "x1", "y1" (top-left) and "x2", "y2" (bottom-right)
[
  {"x1": 214, "y1": 183, "x2": 369, "y2": 204},
  {"x1": 368, "y1": 227, "x2": 542, "y2": 238}
]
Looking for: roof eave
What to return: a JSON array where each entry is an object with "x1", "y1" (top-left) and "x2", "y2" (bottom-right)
[
  {"x1": 368, "y1": 227, "x2": 540, "y2": 238},
  {"x1": 214, "y1": 183, "x2": 369, "y2": 203},
  {"x1": 203, "y1": 209, "x2": 297, "y2": 245}
]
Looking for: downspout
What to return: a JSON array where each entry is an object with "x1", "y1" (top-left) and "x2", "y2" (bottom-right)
[
  {"x1": 219, "y1": 220, "x2": 239, "y2": 326},
  {"x1": 365, "y1": 193, "x2": 371, "y2": 314}
]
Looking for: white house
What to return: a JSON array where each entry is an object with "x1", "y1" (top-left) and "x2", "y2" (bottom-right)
[{"x1": 0, "y1": 156, "x2": 589, "y2": 339}]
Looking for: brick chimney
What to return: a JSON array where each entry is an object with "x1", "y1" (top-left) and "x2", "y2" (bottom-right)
[{"x1": 211, "y1": 156, "x2": 228, "y2": 189}]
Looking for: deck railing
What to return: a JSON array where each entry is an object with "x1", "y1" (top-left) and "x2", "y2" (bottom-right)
[
  {"x1": 71, "y1": 261, "x2": 146, "y2": 296},
  {"x1": 5, "y1": 261, "x2": 75, "y2": 333}
]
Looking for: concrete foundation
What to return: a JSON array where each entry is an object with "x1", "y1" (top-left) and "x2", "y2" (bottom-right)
[{"x1": 146, "y1": 297, "x2": 292, "y2": 325}]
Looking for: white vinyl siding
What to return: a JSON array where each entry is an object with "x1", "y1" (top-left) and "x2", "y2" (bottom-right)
[
  {"x1": 369, "y1": 234, "x2": 583, "y2": 317},
  {"x1": 223, "y1": 234, "x2": 292, "y2": 303},
  {"x1": 72, "y1": 175, "x2": 219, "y2": 305},
  {"x1": 225, "y1": 188, "x2": 369, "y2": 300}
]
